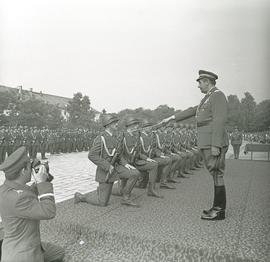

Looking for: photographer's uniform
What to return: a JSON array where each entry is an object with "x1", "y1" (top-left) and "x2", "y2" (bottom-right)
[{"x1": 0, "y1": 146, "x2": 64, "y2": 262}]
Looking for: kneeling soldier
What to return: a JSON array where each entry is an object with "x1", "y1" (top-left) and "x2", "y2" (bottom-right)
[
  {"x1": 122, "y1": 117, "x2": 163, "y2": 198},
  {"x1": 74, "y1": 114, "x2": 140, "y2": 207},
  {"x1": 0, "y1": 146, "x2": 65, "y2": 262}
]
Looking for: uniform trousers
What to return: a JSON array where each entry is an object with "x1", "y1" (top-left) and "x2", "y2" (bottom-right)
[{"x1": 200, "y1": 146, "x2": 228, "y2": 186}]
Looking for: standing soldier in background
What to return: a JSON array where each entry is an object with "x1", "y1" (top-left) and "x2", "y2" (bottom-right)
[
  {"x1": 230, "y1": 127, "x2": 243, "y2": 159},
  {"x1": 162, "y1": 70, "x2": 229, "y2": 220},
  {"x1": 32, "y1": 127, "x2": 41, "y2": 159},
  {"x1": 0, "y1": 127, "x2": 6, "y2": 164},
  {"x1": 40, "y1": 127, "x2": 48, "y2": 160}
]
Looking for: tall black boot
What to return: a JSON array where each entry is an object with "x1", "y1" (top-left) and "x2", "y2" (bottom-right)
[{"x1": 215, "y1": 185, "x2": 226, "y2": 210}]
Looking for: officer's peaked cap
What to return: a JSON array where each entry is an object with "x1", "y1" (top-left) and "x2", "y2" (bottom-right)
[
  {"x1": 0, "y1": 146, "x2": 29, "y2": 179},
  {"x1": 196, "y1": 70, "x2": 218, "y2": 82}
]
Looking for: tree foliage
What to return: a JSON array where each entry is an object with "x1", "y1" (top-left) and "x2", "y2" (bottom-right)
[
  {"x1": 240, "y1": 92, "x2": 256, "y2": 131},
  {"x1": 0, "y1": 89, "x2": 269, "y2": 131},
  {"x1": 66, "y1": 92, "x2": 96, "y2": 128}
]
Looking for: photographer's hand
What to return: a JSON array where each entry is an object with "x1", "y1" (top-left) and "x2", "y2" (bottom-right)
[{"x1": 32, "y1": 165, "x2": 48, "y2": 184}]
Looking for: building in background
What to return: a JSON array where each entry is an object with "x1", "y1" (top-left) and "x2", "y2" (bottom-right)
[{"x1": 0, "y1": 85, "x2": 100, "y2": 121}]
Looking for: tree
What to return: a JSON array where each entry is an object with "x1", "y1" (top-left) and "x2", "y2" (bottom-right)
[
  {"x1": 0, "y1": 90, "x2": 18, "y2": 113},
  {"x1": 153, "y1": 105, "x2": 175, "y2": 121},
  {"x1": 15, "y1": 98, "x2": 63, "y2": 128},
  {"x1": 67, "y1": 92, "x2": 95, "y2": 127},
  {"x1": 240, "y1": 92, "x2": 256, "y2": 131},
  {"x1": 227, "y1": 95, "x2": 241, "y2": 129},
  {"x1": 253, "y1": 100, "x2": 270, "y2": 131}
]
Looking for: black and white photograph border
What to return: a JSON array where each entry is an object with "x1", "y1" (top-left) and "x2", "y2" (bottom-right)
[{"x1": 0, "y1": 0, "x2": 270, "y2": 261}]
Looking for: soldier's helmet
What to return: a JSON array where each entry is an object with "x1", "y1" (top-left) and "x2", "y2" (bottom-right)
[
  {"x1": 101, "y1": 114, "x2": 119, "y2": 127},
  {"x1": 125, "y1": 116, "x2": 141, "y2": 127},
  {"x1": 141, "y1": 119, "x2": 154, "y2": 128}
]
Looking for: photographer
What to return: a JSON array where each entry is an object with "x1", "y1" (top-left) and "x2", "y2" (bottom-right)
[{"x1": 0, "y1": 146, "x2": 64, "y2": 262}]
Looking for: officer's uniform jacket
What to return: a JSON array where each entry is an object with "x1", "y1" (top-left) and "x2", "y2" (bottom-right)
[
  {"x1": 175, "y1": 87, "x2": 229, "y2": 149},
  {"x1": 88, "y1": 131, "x2": 125, "y2": 183},
  {"x1": 230, "y1": 131, "x2": 243, "y2": 145},
  {"x1": 0, "y1": 180, "x2": 56, "y2": 262}
]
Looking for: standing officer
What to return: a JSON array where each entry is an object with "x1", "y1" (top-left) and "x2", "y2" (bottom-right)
[
  {"x1": 230, "y1": 127, "x2": 243, "y2": 159},
  {"x1": 0, "y1": 146, "x2": 65, "y2": 262},
  {"x1": 74, "y1": 114, "x2": 140, "y2": 207},
  {"x1": 162, "y1": 70, "x2": 229, "y2": 220}
]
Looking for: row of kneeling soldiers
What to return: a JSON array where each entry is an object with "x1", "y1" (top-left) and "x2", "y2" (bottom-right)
[
  {"x1": 0, "y1": 126, "x2": 98, "y2": 164},
  {"x1": 74, "y1": 115, "x2": 203, "y2": 207}
]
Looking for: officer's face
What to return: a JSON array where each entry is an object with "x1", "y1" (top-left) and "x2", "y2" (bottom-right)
[{"x1": 198, "y1": 79, "x2": 209, "y2": 94}]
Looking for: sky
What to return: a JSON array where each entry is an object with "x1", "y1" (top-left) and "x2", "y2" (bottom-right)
[{"x1": 0, "y1": 0, "x2": 269, "y2": 113}]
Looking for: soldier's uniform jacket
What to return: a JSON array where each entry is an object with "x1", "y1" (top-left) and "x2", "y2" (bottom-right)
[
  {"x1": 88, "y1": 131, "x2": 126, "y2": 183},
  {"x1": 149, "y1": 131, "x2": 163, "y2": 158},
  {"x1": 175, "y1": 87, "x2": 229, "y2": 149},
  {"x1": 140, "y1": 131, "x2": 153, "y2": 157},
  {"x1": 230, "y1": 131, "x2": 243, "y2": 145},
  {"x1": 0, "y1": 180, "x2": 56, "y2": 262},
  {"x1": 122, "y1": 131, "x2": 148, "y2": 166}
]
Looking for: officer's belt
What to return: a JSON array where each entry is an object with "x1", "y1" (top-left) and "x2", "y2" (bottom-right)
[{"x1": 197, "y1": 120, "x2": 212, "y2": 127}]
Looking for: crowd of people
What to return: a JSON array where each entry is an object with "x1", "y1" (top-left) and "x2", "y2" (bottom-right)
[
  {"x1": 243, "y1": 130, "x2": 270, "y2": 144},
  {"x1": 0, "y1": 126, "x2": 99, "y2": 164}
]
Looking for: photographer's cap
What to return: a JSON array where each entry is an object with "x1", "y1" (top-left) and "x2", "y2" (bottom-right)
[{"x1": 0, "y1": 146, "x2": 29, "y2": 178}]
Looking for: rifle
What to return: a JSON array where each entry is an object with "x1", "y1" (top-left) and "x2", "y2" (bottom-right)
[
  {"x1": 131, "y1": 130, "x2": 141, "y2": 164},
  {"x1": 105, "y1": 132, "x2": 124, "y2": 183}
]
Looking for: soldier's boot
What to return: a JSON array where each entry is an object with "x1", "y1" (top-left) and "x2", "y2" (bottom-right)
[
  {"x1": 112, "y1": 179, "x2": 125, "y2": 196},
  {"x1": 147, "y1": 182, "x2": 163, "y2": 198},
  {"x1": 74, "y1": 184, "x2": 112, "y2": 207},
  {"x1": 74, "y1": 192, "x2": 86, "y2": 204},
  {"x1": 202, "y1": 185, "x2": 226, "y2": 220},
  {"x1": 183, "y1": 159, "x2": 194, "y2": 175},
  {"x1": 167, "y1": 170, "x2": 181, "y2": 183},
  {"x1": 121, "y1": 175, "x2": 140, "y2": 207},
  {"x1": 160, "y1": 165, "x2": 176, "y2": 189}
]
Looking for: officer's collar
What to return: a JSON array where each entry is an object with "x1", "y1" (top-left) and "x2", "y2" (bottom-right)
[
  {"x1": 206, "y1": 86, "x2": 217, "y2": 95},
  {"x1": 4, "y1": 179, "x2": 31, "y2": 192}
]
